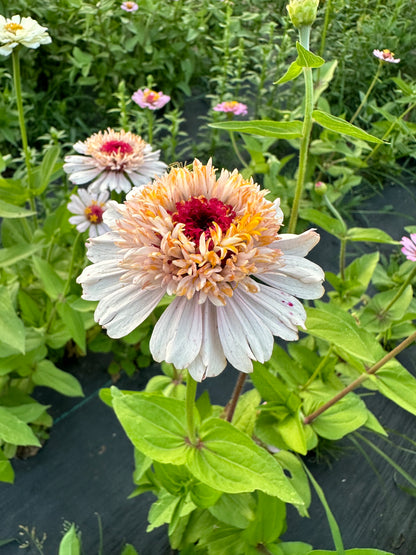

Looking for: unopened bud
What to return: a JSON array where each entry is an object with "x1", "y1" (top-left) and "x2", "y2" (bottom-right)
[
  {"x1": 314, "y1": 181, "x2": 327, "y2": 195},
  {"x1": 287, "y1": 0, "x2": 319, "y2": 29}
]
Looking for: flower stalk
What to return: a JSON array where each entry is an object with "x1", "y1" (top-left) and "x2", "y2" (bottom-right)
[
  {"x1": 225, "y1": 372, "x2": 248, "y2": 422},
  {"x1": 288, "y1": 25, "x2": 314, "y2": 233},
  {"x1": 378, "y1": 264, "x2": 416, "y2": 318},
  {"x1": 349, "y1": 62, "x2": 382, "y2": 125},
  {"x1": 12, "y1": 48, "x2": 37, "y2": 225},
  {"x1": 303, "y1": 329, "x2": 416, "y2": 425}
]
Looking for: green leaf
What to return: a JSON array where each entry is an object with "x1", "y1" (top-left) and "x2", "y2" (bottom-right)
[
  {"x1": 360, "y1": 286, "x2": 413, "y2": 332},
  {"x1": 111, "y1": 389, "x2": 191, "y2": 464},
  {"x1": 346, "y1": 227, "x2": 397, "y2": 244},
  {"x1": 306, "y1": 303, "x2": 383, "y2": 364},
  {"x1": 0, "y1": 243, "x2": 44, "y2": 268},
  {"x1": 0, "y1": 406, "x2": 40, "y2": 446},
  {"x1": 120, "y1": 545, "x2": 139, "y2": 555},
  {"x1": 305, "y1": 393, "x2": 368, "y2": 440},
  {"x1": 57, "y1": 302, "x2": 86, "y2": 353},
  {"x1": 296, "y1": 42, "x2": 325, "y2": 68},
  {"x1": 0, "y1": 448, "x2": 14, "y2": 484},
  {"x1": 232, "y1": 389, "x2": 261, "y2": 436},
  {"x1": 299, "y1": 208, "x2": 345, "y2": 237},
  {"x1": 147, "y1": 490, "x2": 194, "y2": 533},
  {"x1": 314, "y1": 60, "x2": 338, "y2": 103},
  {"x1": 32, "y1": 256, "x2": 65, "y2": 300},
  {"x1": 276, "y1": 411, "x2": 307, "y2": 454},
  {"x1": 312, "y1": 110, "x2": 384, "y2": 143},
  {"x1": 209, "y1": 120, "x2": 303, "y2": 139},
  {"x1": 0, "y1": 199, "x2": 35, "y2": 218},
  {"x1": 274, "y1": 451, "x2": 311, "y2": 516},
  {"x1": 278, "y1": 542, "x2": 312, "y2": 555},
  {"x1": 32, "y1": 360, "x2": 84, "y2": 397},
  {"x1": 371, "y1": 361, "x2": 416, "y2": 416},
  {"x1": 186, "y1": 417, "x2": 302, "y2": 504},
  {"x1": 276, "y1": 60, "x2": 303, "y2": 85},
  {"x1": 208, "y1": 493, "x2": 256, "y2": 529},
  {"x1": 0, "y1": 286, "x2": 25, "y2": 354},
  {"x1": 32, "y1": 145, "x2": 61, "y2": 195},
  {"x1": 243, "y1": 492, "x2": 286, "y2": 545},
  {"x1": 58, "y1": 524, "x2": 80, "y2": 555},
  {"x1": 344, "y1": 252, "x2": 379, "y2": 294}
]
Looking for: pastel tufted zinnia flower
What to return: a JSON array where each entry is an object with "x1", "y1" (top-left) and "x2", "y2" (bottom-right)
[
  {"x1": 63, "y1": 128, "x2": 167, "y2": 194},
  {"x1": 213, "y1": 101, "x2": 248, "y2": 116},
  {"x1": 68, "y1": 189, "x2": 110, "y2": 238},
  {"x1": 77, "y1": 160, "x2": 324, "y2": 381},
  {"x1": 0, "y1": 14, "x2": 51, "y2": 56},
  {"x1": 400, "y1": 234, "x2": 416, "y2": 262},
  {"x1": 121, "y1": 1, "x2": 139, "y2": 11},
  {"x1": 373, "y1": 49, "x2": 400, "y2": 64},
  {"x1": 132, "y1": 88, "x2": 170, "y2": 110}
]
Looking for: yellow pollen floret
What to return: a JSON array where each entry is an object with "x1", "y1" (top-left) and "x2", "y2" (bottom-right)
[{"x1": 5, "y1": 22, "x2": 23, "y2": 33}]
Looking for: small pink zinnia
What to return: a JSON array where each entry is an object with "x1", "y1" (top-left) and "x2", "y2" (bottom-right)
[
  {"x1": 213, "y1": 101, "x2": 248, "y2": 116},
  {"x1": 400, "y1": 234, "x2": 416, "y2": 262},
  {"x1": 373, "y1": 49, "x2": 400, "y2": 64},
  {"x1": 132, "y1": 88, "x2": 170, "y2": 110},
  {"x1": 121, "y1": 1, "x2": 138, "y2": 12}
]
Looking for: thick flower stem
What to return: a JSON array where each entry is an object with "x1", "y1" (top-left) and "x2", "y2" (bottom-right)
[
  {"x1": 12, "y1": 48, "x2": 37, "y2": 226},
  {"x1": 288, "y1": 25, "x2": 314, "y2": 234},
  {"x1": 226, "y1": 372, "x2": 248, "y2": 422},
  {"x1": 303, "y1": 330, "x2": 416, "y2": 425},
  {"x1": 186, "y1": 372, "x2": 198, "y2": 445},
  {"x1": 350, "y1": 62, "x2": 382, "y2": 125},
  {"x1": 147, "y1": 109, "x2": 154, "y2": 144}
]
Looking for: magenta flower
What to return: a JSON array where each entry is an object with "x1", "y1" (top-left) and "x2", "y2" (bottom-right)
[
  {"x1": 400, "y1": 234, "x2": 416, "y2": 262},
  {"x1": 132, "y1": 88, "x2": 170, "y2": 110},
  {"x1": 213, "y1": 101, "x2": 248, "y2": 116},
  {"x1": 373, "y1": 49, "x2": 400, "y2": 64},
  {"x1": 121, "y1": 1, "x2": 138, "y2": 12}
]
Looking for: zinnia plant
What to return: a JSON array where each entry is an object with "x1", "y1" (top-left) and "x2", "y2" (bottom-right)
[{"x1": 67, "y1": 189, "x2": 110, "y2": 238}]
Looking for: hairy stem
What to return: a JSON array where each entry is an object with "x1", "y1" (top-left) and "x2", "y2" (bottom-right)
[{"x1": 350, "y1": 62, "x2": 382, "y2": 124}]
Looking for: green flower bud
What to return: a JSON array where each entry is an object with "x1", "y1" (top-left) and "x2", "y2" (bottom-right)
[
  {"x1": 287, "y1": 0, "x2": 319, "y2": 29},
  {"x1": 314, "y1": 181, "x2": 327, "y2": 195}
]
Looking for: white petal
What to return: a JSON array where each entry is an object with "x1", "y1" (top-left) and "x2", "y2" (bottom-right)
[
  {"x1": 272, "y1": 229, "x2": 320, "y2": 256},
  {"x1": 216, "y1": 302, "x2": 254, "y2": 373},
  {"x1": 187, "y1": 300, "x2": 226, "y2": 381},
  {"x1": 86, "y1": 231, "x2": 124, "y2": 263},
  {"x1": 77, "y1": 262, "x2": 125, "y2": 299},
  {"x1": 150, "y1": 296, "x2": 202, "y2": 369},
  {"x1": 68, "y1": 168, "x2": 102, "y2": 185},
  {"x1": 99, "y1": 286, "x2": 165, "y2": 339}
]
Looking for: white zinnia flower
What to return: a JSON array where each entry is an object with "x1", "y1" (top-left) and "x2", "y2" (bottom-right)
[
  {"x1": 67, "y1": 189, "x2": 110, "y2": 238},
  {"x1": 0, "y1": 15, "x2": 51, "y2": 56},
  {"x1": 77, "y1": 160, "x2": 325, "y2": 381},
  {"x1": 63, "y1": 128, "x2": 167, "y2": 194}
]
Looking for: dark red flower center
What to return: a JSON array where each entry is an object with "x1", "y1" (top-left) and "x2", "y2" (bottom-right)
[
  {"x1": 100, "y1": 140, "x2": 133, "y2": 155},
  {"x1": 85, "y1": 203, "x2": 104, "y2": 224},
  {"x1": 172, "y1": 196, "x2": 236, "y2": 243}
]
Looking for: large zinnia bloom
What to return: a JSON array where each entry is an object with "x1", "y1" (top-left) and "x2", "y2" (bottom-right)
[
  {"x1": 0, "y1": 15, "x2": 51, "y2": 56},
  {"x1": 63, "y1": 128, "x2": 166, "y2": 194},
  {"x1": 77, "y1": 160, "x2": 324, "y2": 381}
]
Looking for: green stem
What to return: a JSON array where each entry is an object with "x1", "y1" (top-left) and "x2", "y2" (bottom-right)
[
  {"x1": 379, "y1": 265, "x2": 416, "y2": 318},
  {"x1": 12, "y1": 48, "x2": 37, "y2": 227},
  {"x1": 147, "y1": 109, "x2": 154, "y2": 144},
  {"x1": 319, "y1": 0, "x2": 332, "y2": 58},
  {"x1": 186, "y1": 372, "x2": 198, "y2": 445},
  {"x1": 303, "y1": 329, "x2": 416, "y2": 425},
  {"x1": 365, "y1": 100, "x2": 416, "y2": 162},
  {"x1": 350, "y1": 62, "x2": 382, "y2": 124},
  {"x1": 288, "y1": 25, "x2": 313, "y2": 234},
  {"x1": 301, "y1": 345, "x2": 333, "y2": 390},
  {"x1": 323, "y1": 194, "x2": 348, "y2": 279},
  {"x1": 229, "y1": 131, "x2": 248, "y2": 168}
]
